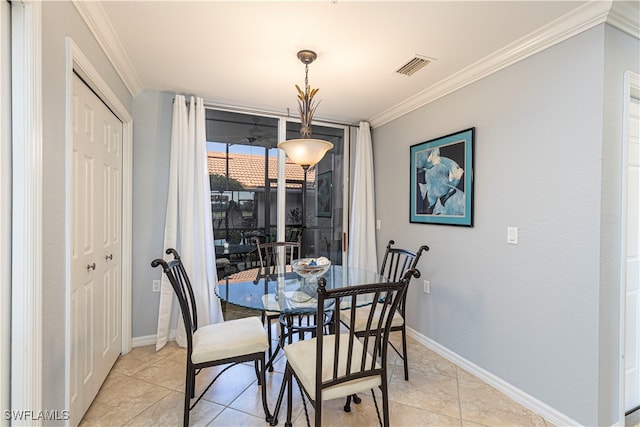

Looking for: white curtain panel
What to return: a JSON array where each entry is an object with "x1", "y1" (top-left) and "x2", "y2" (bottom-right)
[
  {"x1": 156, "y1": 95, "x2": 223, "y2": 351},
  {"x1": 347, "y1": 121, "x2": 377, "y2": 272}
]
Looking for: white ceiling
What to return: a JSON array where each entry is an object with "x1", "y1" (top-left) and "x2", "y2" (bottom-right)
[{"x1": 85, "y1": 1, "x2": 635, "y2": 126}]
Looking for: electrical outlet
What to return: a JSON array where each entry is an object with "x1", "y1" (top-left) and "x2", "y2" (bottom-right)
[
  {"x1": 423, "y1": 280, "x2": 430, "y2": 294},
  {"x1": 153, "y1": 280, "x2": 161, "y2": 292}
]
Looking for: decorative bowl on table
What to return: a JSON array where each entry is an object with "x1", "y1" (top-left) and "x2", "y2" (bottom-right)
[{"x1": 291, "y1": 257, "x2": 331, "y2": 280}]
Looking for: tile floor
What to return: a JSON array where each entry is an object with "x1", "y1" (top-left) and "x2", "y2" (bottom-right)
[{"x1": 78, "y1": 307, "x2": 637, "y2": 426}]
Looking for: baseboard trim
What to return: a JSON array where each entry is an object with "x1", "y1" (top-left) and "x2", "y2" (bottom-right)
[
  {"x1": 131, "y1": 329, "x2": 177, "y2": 348},
  {"x1": 406, "y1": 326, "x2": 581, "y2": 427}
]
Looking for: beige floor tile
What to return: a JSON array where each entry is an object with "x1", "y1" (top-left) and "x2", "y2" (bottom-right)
[
  {"x1": 627, "y1": 410, "x2": 640, "y2": 427},
  {"x1": 133, "y1": 354, "x2": 186, "y2": 391},
  {"x1": 388, "y1": 367, "x2": 461, "y2": 419},
  {"x1": 130, "y1": 342, "x2": 183, "y2": 362},
  {"x1": 462, "y1": 419, "x2": 486, "y2": 426},
  {"x1": 227, "y1": 370, "x2": 284, "y2": 420},
  {"x1": 398, "y1": 338, "x2": 458, "y2": 378},
  {"x1": 206, "y1": 406, "x2": 270, "y2": 426},
  {"x1": 111, "y1": 352, "x2": 154, "y2": 376},
  {"x1": 200, "y1": 363, "x2": 261, "y2": 406},
  {"x1": 390, "y1": 400, "x2": 462, "y2": 426},
  {"x1": 79, "y1": 372, "x2": 172, "y2": 426},
  {"x1": 123, "y1": 390, "x2": 224, "y2": 427},
  {"x1": 456, "y1": 366, "x2": 485, "y2": 384},
  {"x1": 111, "y1": 342, "x2": 182, "y2": 377},
  {"x1": 458, "y1": 379, "x2": 546, "y2": 427}
]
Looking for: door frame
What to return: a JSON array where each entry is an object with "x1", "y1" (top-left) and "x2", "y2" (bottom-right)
[
  {"x1": 619, "y1": 70, "x2": 640, "y2": 424},
  {"x1": 11, "y1": 0, "x2": 43, "y2": 416},
  {"x1": 64, "y1": 37, "x2": 133, "y2": 415},
  {"x1": 1, "y1": 0, "x2": 12, "y2": 417}
]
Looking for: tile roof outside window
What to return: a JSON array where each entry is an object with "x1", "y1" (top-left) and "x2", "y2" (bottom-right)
[{"x1": 207, "y1": 152, "x2": 315, "y2": 190}]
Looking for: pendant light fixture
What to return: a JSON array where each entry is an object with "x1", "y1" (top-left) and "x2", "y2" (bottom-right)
[
  {"x1": 277, "y1": 50, "x2": 333, "y2": 171},
  {"x1": 278, "y1": 50, "x2": 333, "y2": 252}
]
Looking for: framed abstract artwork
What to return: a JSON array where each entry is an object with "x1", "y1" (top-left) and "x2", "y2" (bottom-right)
[{"x1": 410, "y1": 128, "x2": 474, "y2": 226}]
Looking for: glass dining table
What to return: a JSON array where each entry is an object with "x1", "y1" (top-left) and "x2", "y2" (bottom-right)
[{"x1": 214, "y1": 265, "x2": 388, "y2": 368}]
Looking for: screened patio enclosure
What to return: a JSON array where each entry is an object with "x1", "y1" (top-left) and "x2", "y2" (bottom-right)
[{"x1": 205, "y1": 108, "x2": 346, "y2": 265}]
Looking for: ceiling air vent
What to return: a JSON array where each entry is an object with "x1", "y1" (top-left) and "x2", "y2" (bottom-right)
[{"x1": 395, "y1": 55, "x2": 431, "y2": 76}]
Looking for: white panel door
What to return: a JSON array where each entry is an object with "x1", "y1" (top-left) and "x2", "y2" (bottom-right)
[
  {"x1": 626, "y1": 97, "x2": 640, "y2": 412},
  {"x1": 70, "y1": 73, "x2": 122, "y2": 424}
]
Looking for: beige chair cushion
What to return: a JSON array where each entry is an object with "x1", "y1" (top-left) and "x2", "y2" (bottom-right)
[
  {"x1": 284, "y1": 334, "x2": 381, "y2": 401},
  {"x1": 340, "y1": 305, "x2": 403, "y2": 333},
  {"x1": 191, "y1": 316, "x2": 268, "y2": 364}
]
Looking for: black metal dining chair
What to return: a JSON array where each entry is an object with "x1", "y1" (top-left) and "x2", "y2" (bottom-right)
[
  {"x1": 253, "y1": 238, "x2": 301, "y2": 368},
  {"x1": 151, "y1": 248, "x2": 271, "y2": 426},
  {"x1": 253, "y1": 238, "x2": 301, "y2": 282},
  {"x1": 341, "y1": 240, "x2": 429, "y2": 383},
  {"x1": 270, "y1": 268, "x2": 420, "y2": 427},
  {"x1": 377, "y1": 240, "x2": 429, "y2": 379}
]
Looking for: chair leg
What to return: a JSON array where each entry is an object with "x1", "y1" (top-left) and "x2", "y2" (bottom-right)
[
  {"x1": 267, "y1": 317, "x2": 273, "y2": 366},
  {"x1": 183, "y1": 365, "x2": 193, "y2": 427},
  {"x1": 285, "y1": 366, "x2": 293, "y2": 427},
  {"x1": 314, "y1": 395, "x2": 321, "y2": 427},
  {"x1": 259, "y1": 356, "x2": 273, "y2": 422},
  {"x1": 270, "y1": 363, "x2": 288, "y2": 426},
  {"x1": 343, "y1": 395, "x2": 352, "y2": 412},
  {"x1": 189, "y1": 369, "x2": 196, "y2": 398},
  {"x1": 401, "y1": 326, "x2": 409, "y2": 381},
  {"x1": 381, "y1": 382, "x2": 390, "y2": 427},
  {"x1": 254, "y1": 360, "x2": 261, "y2": 385}
]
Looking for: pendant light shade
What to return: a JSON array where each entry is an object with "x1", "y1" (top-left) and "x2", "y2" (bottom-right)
[{"x1": 277, "y1": 138, "x2": 333, "y2": 168}]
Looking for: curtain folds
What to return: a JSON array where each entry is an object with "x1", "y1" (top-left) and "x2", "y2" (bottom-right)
[
  {"x1": 347, "y1": 121, "x2": 377, "y2": 272},
  {"x1": 156, "y1": 95, "x2": 223, "y2": 351}
]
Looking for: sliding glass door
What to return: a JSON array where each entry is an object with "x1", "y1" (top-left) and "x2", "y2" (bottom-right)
[
  {"x1": 206, "y1": 108, "x2": 348, "y2": 266},
  {"x1": 206, "y1": 109, "x2": 279, "y2": 249},
  {"x1": 285, "y1": 121, "x2": 346, "y2": 264}
]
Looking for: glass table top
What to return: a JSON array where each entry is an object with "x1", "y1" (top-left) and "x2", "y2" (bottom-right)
[{"x1": 215, "y1": 265, "x2": 387, "y2": 315}]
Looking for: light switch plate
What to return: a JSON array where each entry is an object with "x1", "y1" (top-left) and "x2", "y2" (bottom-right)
[{"x1": 507, "y1": 226, "x2": 519, "y2": 244}]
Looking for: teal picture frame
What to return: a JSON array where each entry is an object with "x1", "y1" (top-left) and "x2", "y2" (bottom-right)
[{"x1": 410, "y1": 128, "x2": 474, "y2": 226}]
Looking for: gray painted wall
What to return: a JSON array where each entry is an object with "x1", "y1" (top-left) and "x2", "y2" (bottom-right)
[
  {"x1": 131, "y1": 90, "x2": 174, "y2": 338},
  {"x1": 41, "y1": 1, "x2": 132, "y2": 417},
  {"x1": 372, "y1": 24, "x2": 638, "y2": 426}
]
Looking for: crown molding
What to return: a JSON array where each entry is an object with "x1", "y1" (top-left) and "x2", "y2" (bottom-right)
[
  {"x1": 72, "y1": 0, "x2": 143, "y2": 97},
  {"x1": 607, "y1": 0, "x2": 640, "y2": 39},
  {"x1": 369, "y1": 0, "x2": 626, "y2": 128}
]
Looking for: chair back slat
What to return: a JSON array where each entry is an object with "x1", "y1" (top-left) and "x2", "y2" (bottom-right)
[
  {"x1": 253, "y1": 239, "x2": 301, "y2": 282},
  {"x1": 379, "y1": 240, "x2": 429, "y2": 313},
  {"x1": 151, "y1": 249, "x2": 198, "y2": 351},
  {"x1": 314, "y1": 269, "x2": 418, "y2": 395}
]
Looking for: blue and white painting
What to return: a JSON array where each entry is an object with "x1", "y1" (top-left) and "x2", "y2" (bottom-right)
[{"x1": 410, "y1": 128, "x2": 474, "y2": 226}]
